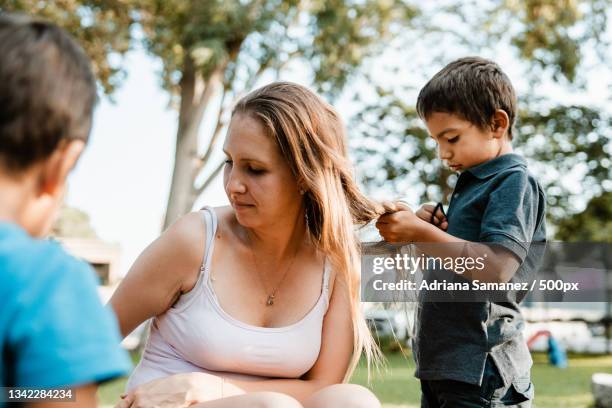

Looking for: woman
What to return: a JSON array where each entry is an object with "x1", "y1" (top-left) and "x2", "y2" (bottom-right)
[{"x1": 111, "y1": 82, "x2": 384, "y2": 407}]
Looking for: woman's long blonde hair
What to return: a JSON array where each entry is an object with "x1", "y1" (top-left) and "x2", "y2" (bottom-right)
[{"x1": 233, "y1": 82, "x2": 384, "y2": 381}]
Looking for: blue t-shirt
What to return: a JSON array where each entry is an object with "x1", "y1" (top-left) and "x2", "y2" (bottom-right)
[{"x1": 0, "y1": 222, "x2": 131, "y2": 396}]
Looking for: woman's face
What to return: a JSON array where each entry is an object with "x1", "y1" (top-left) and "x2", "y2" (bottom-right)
[{"x1": 223, "y1": 113, "x2": 302, "y2": 229}]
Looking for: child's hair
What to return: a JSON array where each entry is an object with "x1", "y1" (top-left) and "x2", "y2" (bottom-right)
[
  {"x1": 416, "y1": 56, "x2": 517, "y2": 139},
  {"x1": 0, "y1": 13, "x2": 96, "y2": 173}
]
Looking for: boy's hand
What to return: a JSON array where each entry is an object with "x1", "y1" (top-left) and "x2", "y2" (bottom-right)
[
  {"x1": 416, "y1": 204, "x2": 448, "y2": 231},
  {"x1": 380, "y1": 200, "x2": 408, "y2": 214},
  {"x1": 376, "y1": 204, "x2": 429, "y2": 243}
]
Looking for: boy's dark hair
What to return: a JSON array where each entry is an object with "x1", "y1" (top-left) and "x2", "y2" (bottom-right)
[
  {"x1": 416, "y1": 56, "x2": 517, "y2": 139},
  {"x1": 0, "y1": 13, "x2": 96, "y2": 172}
]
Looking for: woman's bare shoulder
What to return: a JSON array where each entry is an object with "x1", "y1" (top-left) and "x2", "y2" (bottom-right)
[
  {"x1": 156, "y1": 211, "x2": 211, "y2": 290},
  {"x1": 209, "y1": 205, "x2": 239, "y2": 239}
]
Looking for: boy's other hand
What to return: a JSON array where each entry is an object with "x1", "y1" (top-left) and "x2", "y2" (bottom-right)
[
  {"x1": 381, "y1": 200, "x2": 410, "y2": 214},
  {"x1": 416, "y1": 204, "x2": 448, "y2": 231}
]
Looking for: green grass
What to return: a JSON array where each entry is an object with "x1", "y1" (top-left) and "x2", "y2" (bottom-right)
[{"x1": 98, "y1": 351, "x2": 612, "y2": 408}]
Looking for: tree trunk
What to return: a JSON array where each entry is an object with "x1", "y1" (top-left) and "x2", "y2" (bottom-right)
[{"x1": 162, "y1": 59, "x2": 224, "y2": 230}]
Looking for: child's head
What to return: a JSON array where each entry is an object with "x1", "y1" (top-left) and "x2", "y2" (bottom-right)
[
  {"x1": 0, "y1": 13, "x2": 96, "y2": 237},
  {"x1": 416, "y1": 56, "x2": 517, "y2": 171}
]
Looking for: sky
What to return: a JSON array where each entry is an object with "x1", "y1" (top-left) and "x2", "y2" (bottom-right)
[{"x1": 65, "y1": 39, "x2": 611, "y2": 277}]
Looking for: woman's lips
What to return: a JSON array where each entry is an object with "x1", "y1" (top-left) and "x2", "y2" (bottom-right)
[{"x1": 233, "y1": 202, "x2": 254, "y2": 209}]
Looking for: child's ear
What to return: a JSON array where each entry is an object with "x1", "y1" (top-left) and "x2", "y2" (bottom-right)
[
  {"x1": 38, "y1": 140, "x2": 85, "y2": 197},
  {"x1": 491, "y1": 109, "x2": 509, "y2": 139}
]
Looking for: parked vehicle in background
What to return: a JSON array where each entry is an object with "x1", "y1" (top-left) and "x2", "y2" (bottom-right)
[{"x1": 365, "y1": 306, "x2": 414, "y2": 351}]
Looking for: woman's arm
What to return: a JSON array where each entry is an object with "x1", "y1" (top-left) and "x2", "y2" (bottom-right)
[{"x1": 109, "y1": 212, "x2": 206, "y2": 337}]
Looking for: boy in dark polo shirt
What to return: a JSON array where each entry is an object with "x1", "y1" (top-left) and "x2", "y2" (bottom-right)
[{"x1": 376, "y1": 57, "x2": 546, "y2": 407}]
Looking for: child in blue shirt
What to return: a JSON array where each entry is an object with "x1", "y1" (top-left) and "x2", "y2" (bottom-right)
[
  {"x1": 0, "y1": 13, "x2": 131, "y2": 407},
  {"x1": 377, "y1": 57, "x2": 546, "y2": 407}
]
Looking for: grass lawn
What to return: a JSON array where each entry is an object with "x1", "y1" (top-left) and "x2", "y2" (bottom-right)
[{"x1": 99, "y1": 351, "x2": 612, "y2": 408}]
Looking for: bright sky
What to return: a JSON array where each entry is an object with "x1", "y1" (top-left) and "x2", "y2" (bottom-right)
[{"x1": 65, "y1": 42, "x2": 611, "y2": 277}]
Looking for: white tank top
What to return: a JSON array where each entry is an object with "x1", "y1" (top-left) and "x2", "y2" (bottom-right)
[{"x1": 126, "y1": 207, "x2": 331, "y2": 391}]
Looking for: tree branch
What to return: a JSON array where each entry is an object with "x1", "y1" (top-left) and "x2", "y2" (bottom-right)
[
  {"x1": 197, "y1": 66, "x2": 225, "y2": 125},
  {"x1": 195, "y1": 160, "x2": 226, "y2": 197},
  {"x1": 239, "y1": 54, "x2": 275, "y2": 99},
  {"x1": 197, "y1": 84, "x2": 230, "y2": 171}
]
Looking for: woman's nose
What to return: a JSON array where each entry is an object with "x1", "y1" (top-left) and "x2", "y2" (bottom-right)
[{"x1": 225, "y1": 168, "x2": 247, "y2": 195}]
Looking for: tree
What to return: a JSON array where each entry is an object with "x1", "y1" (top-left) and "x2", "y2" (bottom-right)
[
  {"x1": 555, "y1": 191, "x2": 612, "y2": 242},
  {"x1": 51, "y1": 205, "x2": 99, "y2": 239},
  {"x1": 350, "y1": 0, "x2": 611, "y2": 225},
  {"x1": 352, "y1": 99, "x2": 611, "y2": 221},
  {"x1": 3, "y1": 1, "x2": 609, "y2": 230},
  {"x1": 1, "y1": 0, "x2": 416, "y2": 229},
  {"x1": 0, "y1": 0, "x2": 134, "y2": 94},
  {"x1": 137, "y1": 0, "x2": 416, "y2": 228}
]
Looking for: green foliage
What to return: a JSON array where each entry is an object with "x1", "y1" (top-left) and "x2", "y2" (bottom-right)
[
  {"x1": 478, "y1": 0, "x2": 609, "y2": 83},
  {"x1": 2, "y1": 0, "x2": 415, "y2": 99},
  {"x1": 3, "y1": 0, "x2": 609, "y2": 224},
  {"x1": 0, "y1": 0, "x2": 135, "y2": 94},
  {"x1": 351, "y1": 90, "x2": 455, "y2": 204},
  {"x1": 555, "y1": 191, "x2": 612, "y2": 242},
  {"x1": 502, "y1": 0, "x2": 607, "y2": 82},
  {"x1": 352, "y1": 93, "x2": 612, "y2": 223},
  {"x1": 517, "y1": 105, "x2": 612, "y2": 221},
  {"x1": 137, "y1": 0, "x2": 299, "y2": 96},
  {"x1": 51, "y1": 205, "x2": 98, "y2": 239},
  {"x1": 350, "y1": 1, "x2": 611, "y2": 225},
  {"x1": 136, "y1": 0, "x2": 416, "y2": 99},
  {"x1": 306, "y1": 0, "x2": 417, "y2": 94}
]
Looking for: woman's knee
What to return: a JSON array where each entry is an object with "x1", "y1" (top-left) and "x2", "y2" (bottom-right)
[
  {"x1": 247, "y1": 391, "x2": 303, "y2": 408},
  {"x1": 304, "y1": 384, "x2": 380, "y2": 408}
]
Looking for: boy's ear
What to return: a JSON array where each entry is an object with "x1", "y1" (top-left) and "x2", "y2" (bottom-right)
[
  {"x1": 38, "y1": 140, "x2": 85, "y2": 197},
  {"x1": 491, "y1": 109, "x2": 509, "y2": 139}
]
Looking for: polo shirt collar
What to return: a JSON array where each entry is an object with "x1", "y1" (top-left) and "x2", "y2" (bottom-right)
[{"x1": 465, "y1": 153, "x2": 526, "y2": 179}]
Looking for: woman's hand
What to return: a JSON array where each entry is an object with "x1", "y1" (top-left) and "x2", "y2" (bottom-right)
[{"x1": 115, "y1": 373, "x2": 225, "y2": 408}]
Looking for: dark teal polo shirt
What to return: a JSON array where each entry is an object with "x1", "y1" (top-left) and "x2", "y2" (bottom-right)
[{"x1": 413, "y1": 153, "x2": 546, "y2": 387}]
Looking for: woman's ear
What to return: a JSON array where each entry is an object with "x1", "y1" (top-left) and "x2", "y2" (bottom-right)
[
  {"x1": 37, "y1": 139, "x2": 85, "y2": 197},
  {"x1": 491, "y1": 109, "x2": 510, "y2": 139},
  {"x1": 297, "y1": 178, "x2": 308, "y2": 195}
]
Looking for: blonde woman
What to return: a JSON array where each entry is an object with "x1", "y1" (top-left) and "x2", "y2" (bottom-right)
[{"x1": 111, "y1": 82, "x2": 383, "y2": 408}]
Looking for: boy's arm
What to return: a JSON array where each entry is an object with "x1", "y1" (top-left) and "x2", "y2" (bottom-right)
[
  {"x1": 377, "y1": 171, "x2": 541, "y2": 283},
  {"x1": 376, "y1": 208, "x2": 520, "y2": 283}
]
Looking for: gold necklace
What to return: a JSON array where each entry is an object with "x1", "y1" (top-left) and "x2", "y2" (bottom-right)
[{"x1": 246, "y1": 231, "x2": 300, "y2": 306}]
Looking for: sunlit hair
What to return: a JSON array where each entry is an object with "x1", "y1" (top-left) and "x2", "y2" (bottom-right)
[{"x1": 233, "y1": 81, "x2": 385, "y2": 381}]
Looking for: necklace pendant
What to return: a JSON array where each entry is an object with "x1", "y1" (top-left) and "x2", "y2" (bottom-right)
[{"x1": 266, "y1": 295, "x2": 275, "y2": 306}]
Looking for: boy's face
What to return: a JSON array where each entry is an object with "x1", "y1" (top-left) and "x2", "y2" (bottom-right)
[
  {"x1": 425, "y1": 112, "x2": 505, "y2": 172},
  {"x1": 20, "y1": 140, "x2": 85, "y2": 237}
]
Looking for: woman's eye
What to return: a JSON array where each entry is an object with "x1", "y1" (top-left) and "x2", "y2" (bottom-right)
[
  {"x1": 248, "y1": 167, "x2": 264, "y2": 175},
  {"x1": 448, "y1": 136, "x2": 459, "y2": 144},
  {"x1": 224, "y1": 159, "x2": 233, "y2": 165}
]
